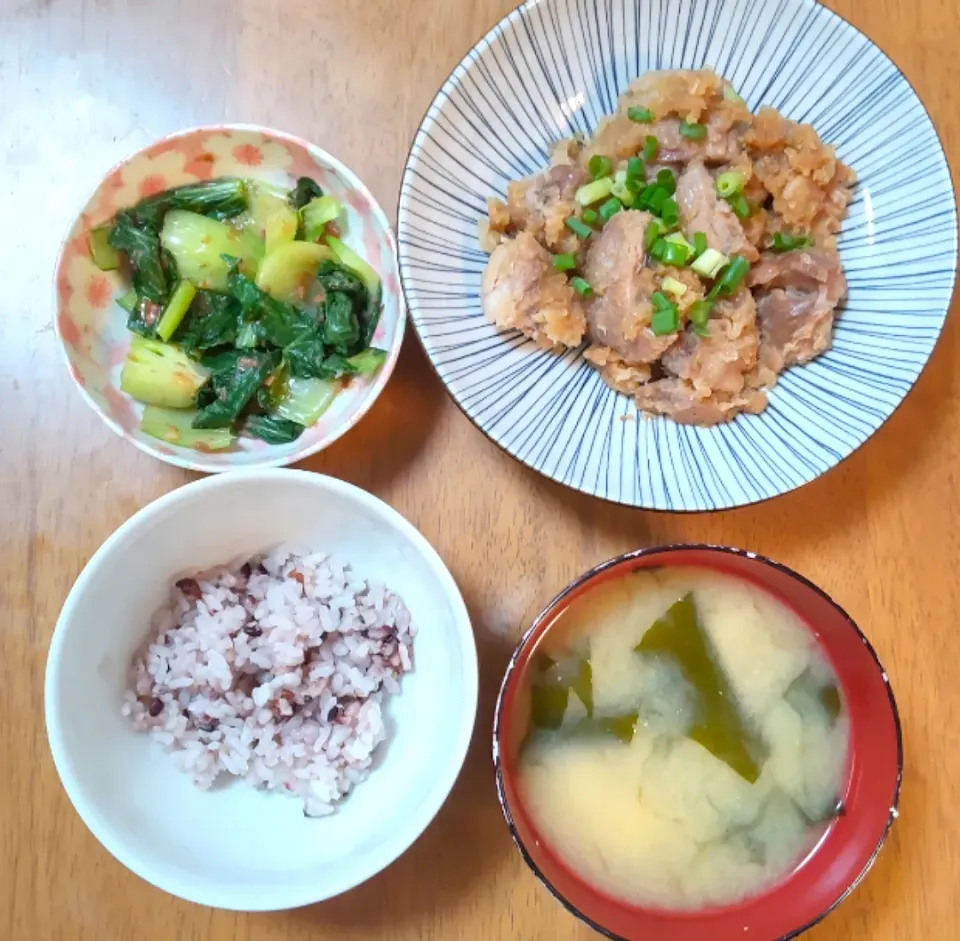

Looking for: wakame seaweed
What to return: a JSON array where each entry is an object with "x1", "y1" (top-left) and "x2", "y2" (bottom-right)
[{"x1": 636, "y1": 594, "x2": 767, "y2": 783}]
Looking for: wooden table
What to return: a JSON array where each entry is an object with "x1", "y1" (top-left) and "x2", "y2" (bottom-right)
[{"x1": 3, "y1": 0, "x2": 958, "y2": 938}]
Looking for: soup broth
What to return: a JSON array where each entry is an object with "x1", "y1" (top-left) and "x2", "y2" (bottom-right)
[{"x1": 517, "y1": 566, "x2": 849, "y2": 910}]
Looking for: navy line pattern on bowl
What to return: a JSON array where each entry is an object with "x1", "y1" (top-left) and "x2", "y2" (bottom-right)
[{"x1": 398, "y1": 0, "x2": 957, "y2": 511}]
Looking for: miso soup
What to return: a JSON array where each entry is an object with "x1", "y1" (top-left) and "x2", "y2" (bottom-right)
[{"x1": 517, "y1": 567, "x2": 849, "y2": 910}]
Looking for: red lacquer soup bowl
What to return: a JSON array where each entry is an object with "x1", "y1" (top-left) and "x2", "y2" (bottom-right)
[{"x1": 493, "y1": 545, "x2": 902, "y2": 941}]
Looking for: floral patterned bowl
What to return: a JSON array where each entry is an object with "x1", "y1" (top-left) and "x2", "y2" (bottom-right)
[{"x1": 54, "y1": 125, "x2": 405, "y2": 472}]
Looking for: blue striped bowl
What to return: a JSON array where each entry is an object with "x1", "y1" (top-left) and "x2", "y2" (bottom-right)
[{"x1": 398, "y1": 0, "x2": 956, "y2": 512}]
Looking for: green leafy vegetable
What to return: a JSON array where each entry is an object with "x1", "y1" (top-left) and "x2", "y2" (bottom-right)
[
  {"x1": 242, "y1": 414, "x2": 305, "y2": 444},
  {"x1": 264, "y1": 204, "x2": 300, "y2": 255},
  {"x1": 322, "y1": 292, "x2": 361, "y2": 352},
  {"x1": 140, "y1": 405, "x2": 234, "y2": 451},
  {"x1": 108, "y1": 212, "x2": 170, "y2": 304},
  {"x1": 636, "y1": 594, "x2": 767, "y2": 783},
  {"x1": 120, "y1": 335, "x2": 209, "y2": 408},
  {"x1": 128, "y1": 179, "x2": 248, "y2": 229},
  {"x1": 347, "y1": 348, "x2": 387, "y2": 375},
  {"x1": 173, "y1": 289, "x2": 241, "y2": 354},
  {"x1": 255, "y1": 241, "x2": 331, "y2": 303},
  {"x1": 274, "y1": 376, "x2": 340, "y2": 425},
  {"x1": 193, "y1": 349, "x2": 279, "y2": 429},
  {"x1": 159, "y1": 209, "x2": 263, "y2": 292},
  {"x1": 88, "y1": 225, "x2": 120, "y2": 270},
  {"x1": 301, "y1": 195, "x2": 344, "y2": 242},
  {"x1": 116, "y1": 290, "x2": 139, "y2": 314},
  {"x1": 225, "y1": 263, "x2": 313, "y2": 348},
  {"x1": 156, "y1": 280, "x2": 197, "y2": 342},
  {"x1": 289, "y1": 177, "x2": 324, "y2": 210}
]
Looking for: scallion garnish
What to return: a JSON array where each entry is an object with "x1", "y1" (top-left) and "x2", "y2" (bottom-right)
[
  {"x1": 553, "y1": 253, "x2": 577, "y2": 271},
  {"x1": 771, "y1": 231, "x2": 814, "y2": 253},
  {"x1": 650, "y1": 296, "x2": 679, "y2": 336},
  {"x1": 598, "y1": 197, "x2": 623, "y2": 223},
  {"x1": 643, "y1": 135, "x2": 659, "y2": 163},
  {"x1": 692, "y1": 232, "x2": 708, "y2": 259},
  {"x1": 626, "y1": 156, "x2": 645, "y2": 184},
  {"x1": 723, "y1": 85, "x2": 745, "y2": 105},
  {"x1": 588, "y1": 154, "x2": 613, "y2": 180},
  {"x1": 689, "y1": 299, "x2": 712, "y2": 327},
  {"x1": 565, "y1": 216, "x2": 593, "y2": 239},
  {"x1": 715, "y1": 171, "x2": 745, "y2": 198},
  {"x1": 679, "y1": 119, "x2": 708, "y2": 140},
  {"x1": 628, "y1": 106, "x2": 655, "y2": 124},
  {"x1": 660, "y1": 241, "x2": 689, "y2": 266},
  {"x1": 644, "y1": 219, "x2": 662, "y2": 253},
  {"x1": 661, "y1": 276, "x2": 687, "y2": 299},
  {"x1": 656, "y1": 168, "x2": 676, "y2": 195},
  {"x1": 691, "y1": 248, "x2": 729, "y2": 279},
  {"x1": 582, "y1": 208, "x2": 598, "y2": 225},
  {"x1": 727, "y1": 193, "x2": 751, "y2": 219},
  {"x1": 649, "y1": 238, "x2": 668, "y2": 262},
  {"x1": 660, "y1": 196, "x2": 680, "y2": 228},
  {"x1": 571, "y1": 276, "x2": 594, "y2": 297},
  {"x1": 648, "y1": 187, "x2": 669, "y2": 214},
  {"x1": 575, "y1": 177, "x2": 615, "y2": 206},
  {"x1": 713, "y1": 254, "x2": 750, "y2": 295}
]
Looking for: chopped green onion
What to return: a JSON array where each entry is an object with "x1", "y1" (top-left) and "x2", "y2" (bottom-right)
[
  {"x1": 649, "y1": 238, "x2": 668, "y2": 262},
  {"x1": 727, "y1": 193, "x2": 751, "y2": 219},
  {"x1": 660, "y1": 197, "x2": 680, "y2": 228},
  {"x1": 575, "y1": 177, "x2": 615, "y2": 206},
  {"x1": 664, "y1": 232, "x2": 693, "y2": 250},
  {"x1": 553, "y1": 253, "x2": 577, "y2": 271},
  {"x1": 691, "y1": 248, "x2": 729, "y2": 279},
  {"x1": 88, "y1": 225, "x2": 120, "y2": 271},
  {"x1": 660, "y1": 241, "x2": 689, "y2": 266},
  {"x1": 652, "y1": 291, "x2": 674, "y2": 311},
  {"x1": 679, "y1": 119, "x2": 708, "y2": 140},
  {"x1": 116, "y1": 290, "x2": 139, "y2": 314},
  {"x1": 571, "y1": 276, "x2": 593, "y2": 297},
  {"x1": 713, "y1": 254, "x2": 751, "y2": 295},
  {"x1": 588, "y1": 154, "x2": 613, "y2": 180},
  {"x1": 628, "y1": 106, "x2": 655, "y2": 124},
  {"x1": 582, "y1": 208, "x2": 599, "y2": 225},
  {"x1": 626, "y1": 156, "x2": 645, "y2": 183},
  {"x1": 635, "y1": 183, "x2": 657, "y2": 210},
  {"x1": 692, "y1": 232, "x2": 708, "y2": 259},
  {"x1": 650, "y1": 304, "x2": 680, "y2": 336},
  {"x1": 611, "y1": 183, "x2": 635, "y2": 207},
  {"x1": 648, "y1": 187, "x2": 669, "y2": 214},
  {"x1": 662, "y1": 276, "x2": 687, "y2": 298},
  {"x1": 771, "y1": 231, "x2": 814, "y2": 253},
  {"x1": 689, "y1": 299, "x2": 712, "y2": 327},
  {"x1": 156, "y1": 280, "x2": 197, "y2": 342},
  {"x1": 643, "y1": 135, "x2": 659, "y2": 163},
  {"x1": 598, "y1": 197, "x2": 623, "y2": 222},
  {"x1": 565, "y1": 216, "x2": 593, "y2": 239},
  {"x1": 644, "y1": 220, "x2": 662, "y2": 252},
  {"x1": 715, "y1": 171, "x2": 745, "y2": 198},
  {"x1": 723, "y1": 85, "x2": 745, "y2": 105},
  {"x1": 656, "y1": 168, "x2": 677, "y2": 195},
  {"x1": 611, "y1": 170, "x2": 634, "y2": 206}
]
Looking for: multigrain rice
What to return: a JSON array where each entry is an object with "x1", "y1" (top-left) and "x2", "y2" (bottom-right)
[{"x1": 121, "y1": 546, "x2": 416, "y2": 817}]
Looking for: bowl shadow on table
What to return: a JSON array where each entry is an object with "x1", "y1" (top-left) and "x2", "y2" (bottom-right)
[
  {"x1": 524, "y1": 304, "x2": 958, "y2": 550},
  {"x1": 289, "y1": 585, "x2": 517, "y2": 932},
  {"x1": 295, "y1": 331, "x2": 443, "y2": 491}
]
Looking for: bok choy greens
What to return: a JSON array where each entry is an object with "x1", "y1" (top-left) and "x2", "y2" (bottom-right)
[{"x1": 90, "y1": 175, "x2": 386, "y2": 450}]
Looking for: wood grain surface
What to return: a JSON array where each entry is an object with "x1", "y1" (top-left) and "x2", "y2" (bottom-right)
[{"x1": 2, "y1": 0, "x2": 958, "y2": 938}]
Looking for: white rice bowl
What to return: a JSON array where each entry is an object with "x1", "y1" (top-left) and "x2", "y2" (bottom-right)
[{"x1": 45, "y1": 471, "x2": 478, "y2": 911}]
